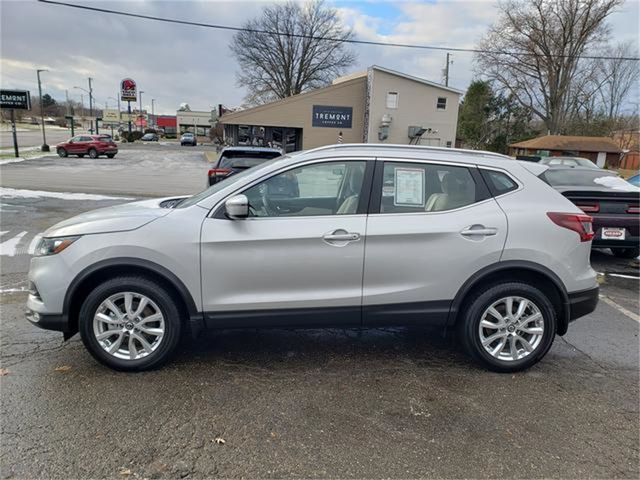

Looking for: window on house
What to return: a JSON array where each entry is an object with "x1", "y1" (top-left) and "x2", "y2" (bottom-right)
[
  {"x1": 437, "y1": 97, "x2": 447, "y2": 110},
  {"x1": 386, "y1": 92, "x2": 399, "y2": 109},
  {"x1": 446, "y1": 141, "x2": 452, "y2": 148}
]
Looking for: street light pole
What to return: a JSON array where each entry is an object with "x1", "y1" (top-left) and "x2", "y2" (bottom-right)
[
  {"x1": 36, "y1": 69, "x2": 50, "y2": 151},
  {"x1": 151, "y1": 99, "x2": 155, "y2": 129},
  {"x1": 88, "y1": 77, "x2": 94, "y2": 134}
]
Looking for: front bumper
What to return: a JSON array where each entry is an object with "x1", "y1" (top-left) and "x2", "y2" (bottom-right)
[
  {"x1": 26, "y1": 308, "x2": 69, "y2": 332},
  {"x1": 567, "y1": 286, "x2": 599, "y2": 322}
]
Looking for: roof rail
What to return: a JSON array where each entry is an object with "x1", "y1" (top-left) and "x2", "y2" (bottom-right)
[{"x1": 303, "y1": 143, "x2": 510, "y2": 160}]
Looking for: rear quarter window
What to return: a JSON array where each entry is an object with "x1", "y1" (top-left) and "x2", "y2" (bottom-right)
[{"x1": 481, "y1": 170, "x2": 519, "y2": 195}]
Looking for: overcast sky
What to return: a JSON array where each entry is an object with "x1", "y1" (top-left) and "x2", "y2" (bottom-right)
[{"x1": 1, "y1": 0, "x2": 638, "y2": 115}]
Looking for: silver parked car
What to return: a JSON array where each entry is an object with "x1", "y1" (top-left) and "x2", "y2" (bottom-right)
[{"x1": 26, "y1": 144, "x2": 599, "y2": 372}]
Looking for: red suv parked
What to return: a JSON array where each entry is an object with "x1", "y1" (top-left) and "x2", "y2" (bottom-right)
[{"x1": 56, "y1": 135, "x2": 118, "y2": 159}]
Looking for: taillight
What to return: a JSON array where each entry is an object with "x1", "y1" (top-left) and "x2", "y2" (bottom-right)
[
  {"x1": 208, "y1": 168, "x2": 232, "y2": 177},
  {"x1": 547, "y1": 212, "x2": 595, "y2": 242},
  {"x1": 576, "y1": 203, "x2": 599, "y2": 213},
  {"x1": 627, "y1": 206, "x2": 639, "y2": 214}
]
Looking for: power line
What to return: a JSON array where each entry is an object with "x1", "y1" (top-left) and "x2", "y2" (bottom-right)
[{"x1": 39, "y1": 0, "x2": 640, "y2": 61}]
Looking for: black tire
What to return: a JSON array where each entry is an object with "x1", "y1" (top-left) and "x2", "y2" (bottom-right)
[
  {"x1": 106, "y1": 153, "x2": 116, "y2": 158},
  {"x1": 79, "y1": 276, "x2": 182, "y2": 371},
  {"x1": 458, "y1": 282, "x2": 557, "y2": 373},
  {"x1": 88, "y1": 148, "x2": 98, "y2": 159},
  {"x1": 612, "y1": 248, "x2": 640, "y2": 259},
  {"x1": 57, "y1": 148, "x2": 67, "y2": 158}
]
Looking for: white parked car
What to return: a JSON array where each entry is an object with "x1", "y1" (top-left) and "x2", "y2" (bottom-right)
[{"x1": 27, "y1": 144, "x2": 598, "y2": 372}]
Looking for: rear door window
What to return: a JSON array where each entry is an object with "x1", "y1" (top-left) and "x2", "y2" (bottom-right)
[
  {"x1": 379, "y1": 162, "x2": 482, "y2": 213},
  {"x1": 219, "y1": 151, "x2": 282, "y2": 169}
]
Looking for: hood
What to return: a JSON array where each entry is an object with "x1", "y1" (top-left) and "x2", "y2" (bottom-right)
[{"x1": 44, "y1": 197, "x2": 184, "y2": 237}]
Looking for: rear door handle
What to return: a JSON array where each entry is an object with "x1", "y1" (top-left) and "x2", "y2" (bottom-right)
[{"x1": 461, "y1": 226, "x2": 498, "y2": 236}]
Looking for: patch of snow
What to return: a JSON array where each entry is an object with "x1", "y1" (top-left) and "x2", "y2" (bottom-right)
[
  {"x1": 593, "y1": 176, "x2": 640, "y2": 192},
  {"x1": 0, "y1": 150, "x2": 54, "y2": 165},
  {"x1": 0, "y1": 231, "x2": 27, "y2": 256},
  {"x1": 0, "y1": 157, "x2": 27, "y2": 166},
  {"x1": 0, "y1": 187, "x2": 134, "y2": 201},
  {"x1": 0, "y1": 287, "x2": 28, "y2": 294}
]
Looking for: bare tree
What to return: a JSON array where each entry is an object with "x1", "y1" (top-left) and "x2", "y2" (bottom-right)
[
  {"x1": 231, "y1": 0, "x2": 356, "y2": 105},
  {"x1": 475, "y1": 0, "x2": 622, "y2": 134},
  {"x1": 596, "y1": 41, "x2": 640, "y2": 119}
]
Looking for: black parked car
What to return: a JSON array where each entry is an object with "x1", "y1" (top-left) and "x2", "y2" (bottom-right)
[
  {"x1": 141, "y1": 133, "x2": 159, "y2": 141},
  {"x1": 542, "y1": 166, "x2": 640, "y2": 258},
  {"x1": 207, "y1": 146, "x2": 282, "y2": 186}
]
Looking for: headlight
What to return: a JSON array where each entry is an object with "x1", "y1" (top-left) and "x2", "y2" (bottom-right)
[{"x1": 35, "y1": 236, "x2": 81, "y2": 256}]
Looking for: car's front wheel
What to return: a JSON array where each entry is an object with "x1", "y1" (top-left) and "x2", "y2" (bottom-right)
[
  {"x1": 612, "y1": 247, "x2": 639, "y2": 259},
  {"x1": 57, "y1": 148, "x2": 67, "y2": 157},
  {"x1": 459, "y1": 282, "x2": 557, "y2": 372},
  {"x1": 79, "y1": 276, "x2": 182, "y2": 371},
  {"x1": 88, "y1": 148, "x2": 98, "y2": 159}
]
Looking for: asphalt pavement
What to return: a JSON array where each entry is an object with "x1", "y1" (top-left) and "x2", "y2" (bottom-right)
[{"x1": 1, "y1": 146, "x2": 638, "y2": 479}]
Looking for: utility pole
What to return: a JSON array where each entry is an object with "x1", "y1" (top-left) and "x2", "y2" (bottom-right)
[
  {"x1": 151, "y1": 98, "x2": 155, "y2": 129},
  {"x1": 65, "y1": 89, "x2": 70, "y2": 116},
  {"x1": 37, "y1": 69, "x2": 49, "y2": 151},
  {"x1": 88, "y1": 77, "x2": 94, "y2": 134},
  {"x1": 444, "y1": 53, "x2": 453, "y2": 87},
  {"x1": 139, "y1": 90, "x2": 144, "y2": 131}
]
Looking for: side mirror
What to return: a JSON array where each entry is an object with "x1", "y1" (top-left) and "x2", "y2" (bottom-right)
[{"x1": 225, "y1": 194, "x2": 249, "y2": 219}]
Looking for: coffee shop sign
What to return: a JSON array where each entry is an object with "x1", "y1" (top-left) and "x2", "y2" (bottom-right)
[{"x1": 312, "y1": 105, "x2": 353, "y2": 128}]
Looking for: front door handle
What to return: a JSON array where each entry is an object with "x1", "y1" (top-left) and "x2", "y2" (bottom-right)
[
  {"x1": 460, "y1": 226, "x2": 498, "y2": 236},
  {"x1": 322, "y1": 229, "x2": 360, "y2": 245}
]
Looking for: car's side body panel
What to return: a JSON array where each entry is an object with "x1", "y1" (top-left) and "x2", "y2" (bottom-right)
[
  {"x1": 493, "y1": 163, "x2": 598, "y2": 293},
  {"x1": 200, "y1": 214, "x2": 368, "y2": 314}
]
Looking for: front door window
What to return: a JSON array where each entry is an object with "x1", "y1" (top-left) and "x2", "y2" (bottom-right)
[{"x1": 243, "y1": 161, "x2": 366, "y2": 217}]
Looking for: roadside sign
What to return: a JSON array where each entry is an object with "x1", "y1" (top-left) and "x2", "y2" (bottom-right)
[
  {"x1": 1, "y1": 89, "x2": 31, "y2": 110},
  {"x1": 103, "y1": 109, "x2": 120, "y2": 123},
  {"x1": 120, "y1": 78, "x2": 137, "y2": 102}
]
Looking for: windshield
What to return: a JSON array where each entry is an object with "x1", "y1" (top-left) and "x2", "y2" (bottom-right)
[
  {"x1": 541, "y1": 169, "x2": 617, "y2": 187},
  {"x1": 176, "y1": 154, "x2": 287, "y2": 208}
]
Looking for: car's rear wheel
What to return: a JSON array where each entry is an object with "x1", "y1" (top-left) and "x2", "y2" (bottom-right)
[
  {"x1": 79, "y1": 276, "x2": 182, "y2": 371},
  {"x1": 57, "y1": 148, "x2": 67, "y2": 157},
  {"x1": 88, "y1": 148, "x2": 98, "y2": 159},
  {"x1": 459, "y1": 282, "x2": 557, "y2": 372},
  {"x1": 612, "y1": 247, "x2": 639, "y2": 259}
]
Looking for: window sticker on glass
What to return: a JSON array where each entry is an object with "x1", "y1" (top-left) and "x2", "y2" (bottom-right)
[{"x1": 394, "y1": 167, "x2": 425, "y2": 206}]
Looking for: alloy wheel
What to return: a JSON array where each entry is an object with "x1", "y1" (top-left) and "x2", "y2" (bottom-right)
[
  {"x1": 478, "y1": 296, "x2": 544, "y2": 362},
  {"x1": 92, "y1": 292, "x2": 165, "y2": 360}
]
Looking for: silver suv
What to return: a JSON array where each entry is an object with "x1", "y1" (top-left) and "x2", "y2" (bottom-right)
[{"x1": 26, "y1": 144, "x2": 599, "y2": 372}]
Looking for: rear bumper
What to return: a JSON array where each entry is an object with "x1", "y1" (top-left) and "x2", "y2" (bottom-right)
[{"x1": 567, "y1": 286, "x2": 599, "y2": 322}]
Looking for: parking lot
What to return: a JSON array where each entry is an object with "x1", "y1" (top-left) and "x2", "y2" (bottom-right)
[{"x1": 1, "y1": 146, "x2": 638, "y2": 479}]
